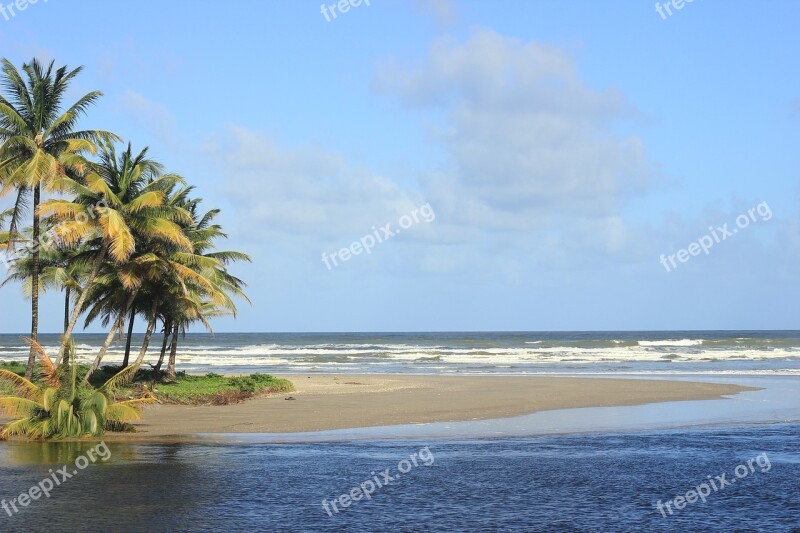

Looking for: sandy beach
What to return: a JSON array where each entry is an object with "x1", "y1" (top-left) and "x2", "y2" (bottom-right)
[{"x1": 109, "y1": 374, "x2": 757, "y2": 438}]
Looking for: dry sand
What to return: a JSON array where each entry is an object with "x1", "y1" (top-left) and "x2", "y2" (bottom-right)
[{"x1": 115, "y1": 374, "x2": 756, "y2": 438}]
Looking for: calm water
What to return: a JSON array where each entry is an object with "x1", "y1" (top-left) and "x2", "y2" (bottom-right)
[
  {"x1": 1, "y1": 330, "x2": 798, "y2": 375},
  {"x1": 0, "y1": 424, "x2": 798, "y2": 532}
]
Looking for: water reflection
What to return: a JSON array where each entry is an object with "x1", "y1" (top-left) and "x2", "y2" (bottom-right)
[{"x1": 0, "y1": 440, "x2": 109, "y2": 466}]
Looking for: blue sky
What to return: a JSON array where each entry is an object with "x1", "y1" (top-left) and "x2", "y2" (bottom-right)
[{"x1": 0, "y1": 0, "x2": 798, "y2": 333}]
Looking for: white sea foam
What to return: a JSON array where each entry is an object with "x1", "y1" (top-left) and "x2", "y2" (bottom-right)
[
  {"x1": 638, "y1": 339, "x2": 704, "y2": 347},
  {"x1": 2, "y1": 339, "x2": 798, "y2": 372}
]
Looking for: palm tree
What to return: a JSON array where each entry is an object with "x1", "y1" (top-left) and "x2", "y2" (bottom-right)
[
  {"x1": 121, "y1": 188, "x2": 251, "y2": 380},
  {"x1": 81, "y1": 262, "x2": 144, "y2": 368},
  {"x1": 110, "y1": 186, "x2": 243, "y2": 377},
  {"x1": 39, "y1": 141, "x2": 192, "y2": 365},
  {"x1": 0, "y1": 58, "x2": 117, "y2": 377},
  {"x1": 121, "y1": 242, "x2": 220, "y2": 374},
  {"x1": 81, "y1": 250, "x2": 193, "y2": 379},
  {"x1": 0, "y1": 338, "x2": 155, "y2": 440},
  {"x1": 78, "y1": 259, "x2": 144, "y2": 375}
]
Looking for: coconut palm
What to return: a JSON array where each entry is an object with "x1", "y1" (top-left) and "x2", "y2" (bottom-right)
[
  {"x1": 81, "y1": 249, "x2": 206, "y2": 380},
  {"x1": 116, "y1": 187, "x2": 249, "y2": 378},
  {"x1": 0, "y1": 58, "x2": 117, "y2": 377},
  {"x1": 78, "y1": 259, "x2": 146, "y2": 377},
  {"x1": 0, "y1": 339, "x2": 155, "y2": 440},
  {"x1": 38, "y1": 141, "x2": 192, "y2": 364},
  {"x1": 78, "y1": 184, "x2": 214, "y2": 378}
]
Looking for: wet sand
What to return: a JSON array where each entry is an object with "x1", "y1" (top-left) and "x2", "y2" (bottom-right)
[{"x1": 113, "y1": 374, "x2": 756, "y2": 438}]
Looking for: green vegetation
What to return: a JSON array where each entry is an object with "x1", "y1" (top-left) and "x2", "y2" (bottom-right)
[
  {"x1": 1, "y1": 361, "x2": 292, "y2": 408},
  {"x1": 0, "y1": 340, "x2": 155, "y2": 440},
  {"x1": 0, "y1": 361, "x2": 26, "y2": 375},
  {"x1": 150, "y1": 373, "x2": 294, "y2": 405},
  {"x1": 0, "y1": 58, "x2": 255, "y2": 440}
]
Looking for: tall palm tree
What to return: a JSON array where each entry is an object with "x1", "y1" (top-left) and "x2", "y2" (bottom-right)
[
  {"x1": 113, "y1": 187, "x2": 233, "y2": 375},
  {"x1": 38, "y1": 141, "x2": 192, "y2": 364},
  {"x1": 0, "y1": 58, "x2": 116, "y2": 377}
]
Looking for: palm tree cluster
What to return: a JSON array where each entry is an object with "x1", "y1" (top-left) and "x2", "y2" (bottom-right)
[{"x1": 0, "y1": 58, "x2": 250, "y2": 383}]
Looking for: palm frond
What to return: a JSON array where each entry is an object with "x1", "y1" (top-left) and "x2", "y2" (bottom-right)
[
  {"x1": 0, "y1": 396, "x2": 42, "y2": 417},
  {"x1": 0, "y1": 369, "x2": 39, "y2": 400},
  {"x1": 97, "y1": 363, "x2": 141, "y2": 395}
]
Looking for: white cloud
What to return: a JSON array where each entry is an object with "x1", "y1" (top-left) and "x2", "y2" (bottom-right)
[
  {"x1": 373, "y1": 30, "x2": 657, "y2": 255},
  {"x1": 207, "y1": 31, "x2": 665, "y2": 277},
  {"x1": 207, "y1": 126, "x2": 429, "y2": 241}
]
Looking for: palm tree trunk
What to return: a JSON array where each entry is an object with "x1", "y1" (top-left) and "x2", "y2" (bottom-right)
[
  {"x1": 63, "y1": 287, "x2": 71, "y2": 334},
  {"x1": 85, "y1": 316, "x2": 124, "y2": 383},
  {"x1": 122, "y1": 306, "x2": 136, "y2": 367},
  {"x1": 84, "y1": 291, "x2": 137, "y2": 382},
  {"x1": 166, "y1": 322, "x2": 179, "y2": 380},
  {"x1": 134, "y1": 299, "x2": 159, "y2": 366},
  {"x1": 154, "y1": 321, "x2": 171, "y2": 373},
  {"x1": 25, "y1": 184, "x2": 41, "y2": 379},
  {"x1": 57, "y1": 243, "x2": 108, "y2": 364}
]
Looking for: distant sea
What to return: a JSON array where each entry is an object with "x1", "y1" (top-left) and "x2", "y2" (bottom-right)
[{"x1": 1, "y1": 330, "x2": 798, "y2": 375}]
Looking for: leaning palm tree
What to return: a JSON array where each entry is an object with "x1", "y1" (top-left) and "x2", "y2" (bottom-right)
[
  {"x1": 81, "y1": 249, "x2": 201, "y2": 380},
  {"x1": 0, "y1": 339, "x2": 155, "y2": 440},
  {"x1": 78, "y1": 261, "x2": 143, "y2": 374},
  {"x1": 38, "y1": 141, "x2": 193, "y2": 364},
  {"x1": 0, "y1": 58, "x2": 117, "y2": 377}
]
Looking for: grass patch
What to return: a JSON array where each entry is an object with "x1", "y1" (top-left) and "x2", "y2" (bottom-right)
[
  {"x1": 0, "y1": 362, "x2": 294, "y2": 406},
  {"x1": 151, "y1": 373, "x2": 294, "y2": 405},
  {"x1": 0, "y1": 361, "x2": 26, "y2": 375}
]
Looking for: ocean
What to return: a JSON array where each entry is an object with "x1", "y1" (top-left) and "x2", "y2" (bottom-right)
[{"x1": 1, "y1": 330, "x2": 798, "y2": 375}]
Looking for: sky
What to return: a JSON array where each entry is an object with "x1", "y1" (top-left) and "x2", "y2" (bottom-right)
[{"x1": 0, "y1": 0, "x2": 798, "y2": 333}]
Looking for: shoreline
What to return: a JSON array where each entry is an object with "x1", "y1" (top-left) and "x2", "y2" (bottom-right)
[{"x1": 103, "y1": 374, "x2": 758, "y2": 440}]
